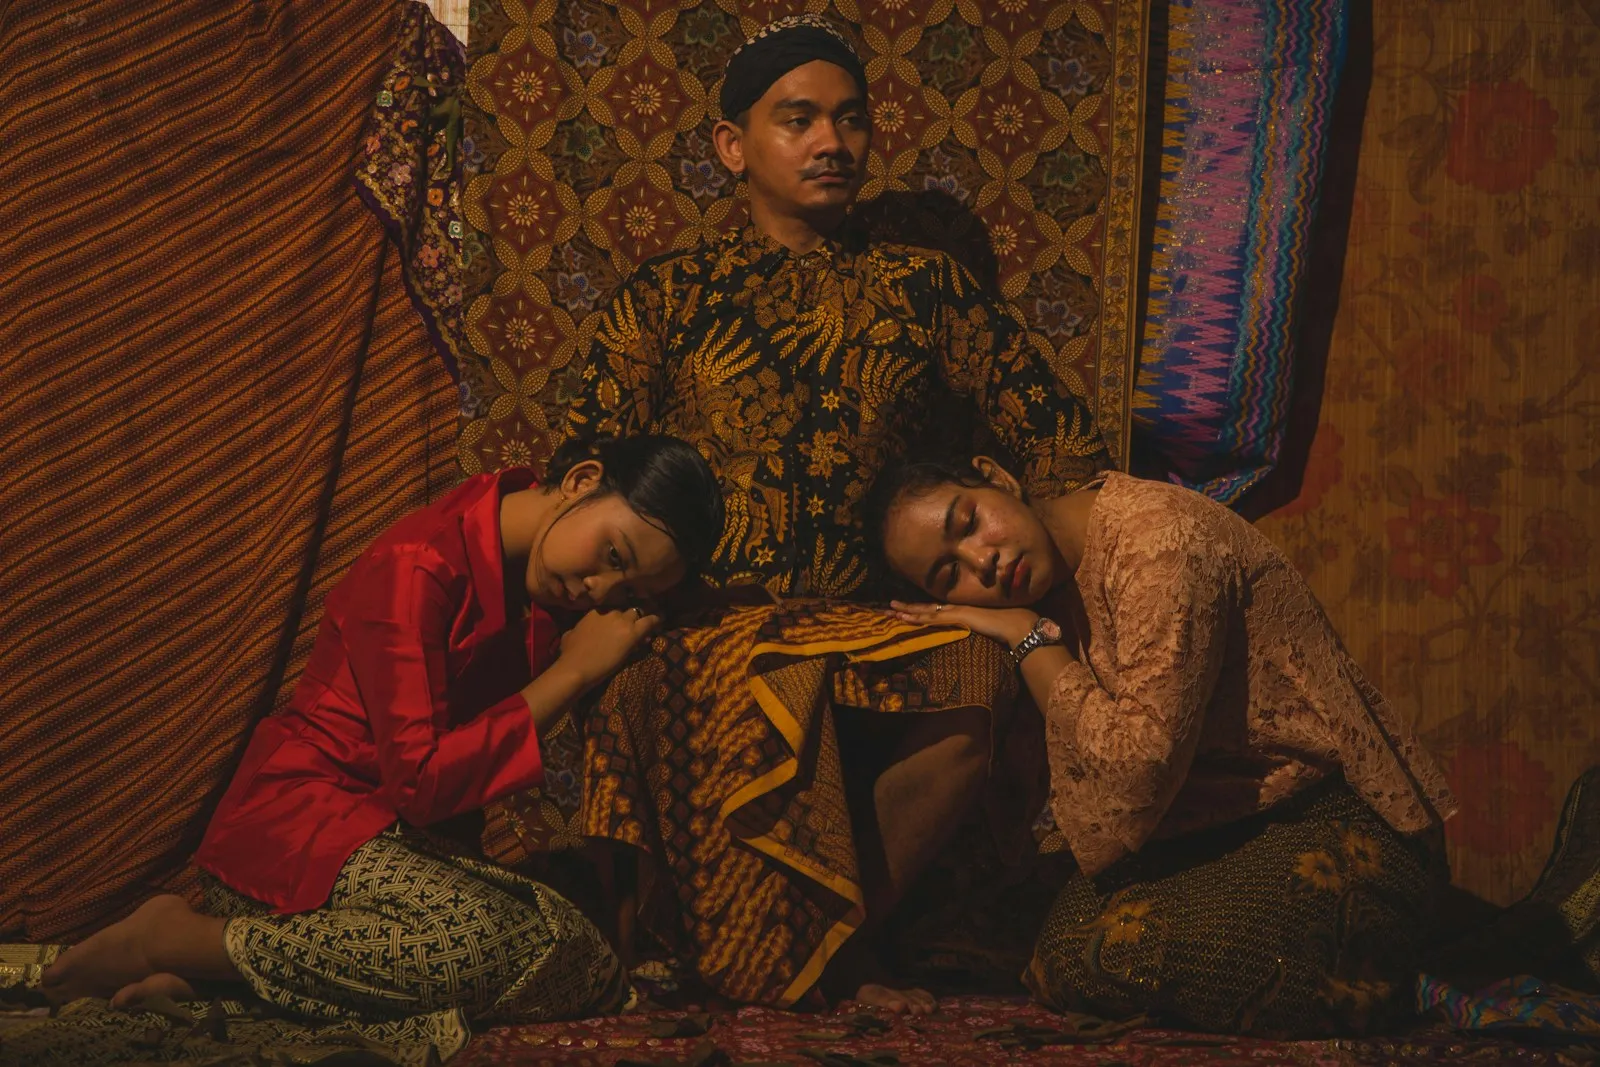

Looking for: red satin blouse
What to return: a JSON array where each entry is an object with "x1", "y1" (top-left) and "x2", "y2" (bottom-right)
[{"x1": 195, "y1": 468, "x2": 558, "y2": 913}]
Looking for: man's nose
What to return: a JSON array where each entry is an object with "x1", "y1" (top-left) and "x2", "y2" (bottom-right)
[{"x1": 815, "y1": 120, "x2": 849, "y2": 156}]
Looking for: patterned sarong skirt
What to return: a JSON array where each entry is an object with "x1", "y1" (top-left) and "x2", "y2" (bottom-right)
[
  {"x1": 1024, "y1": 779, "x2": 1445, "y2": 1037},
  {"x1": 209, "y1": 828, "x2": 631, "y2": 1035}
]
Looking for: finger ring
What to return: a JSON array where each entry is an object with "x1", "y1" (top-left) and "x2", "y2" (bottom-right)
[
  {"x1": 934, "y1": 604, "x2": 946, "y2": 613},
  {"x1": 629, "y1": 606, "x2": 642, "y2": 617}
]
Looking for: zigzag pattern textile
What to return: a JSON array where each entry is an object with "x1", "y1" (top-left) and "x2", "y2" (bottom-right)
[{"x1": 1133, "y1": 0, "x2": 1347, "y2": 503}]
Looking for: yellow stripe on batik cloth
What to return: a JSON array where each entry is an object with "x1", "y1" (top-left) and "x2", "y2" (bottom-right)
[{"x1": 575, "y1": 600, "x2": 1017, "y2": 1008}]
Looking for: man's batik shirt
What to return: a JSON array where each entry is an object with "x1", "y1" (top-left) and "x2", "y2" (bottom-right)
[{"x1": 562, "y1": 222, "x2": 1109, "y2": 597}]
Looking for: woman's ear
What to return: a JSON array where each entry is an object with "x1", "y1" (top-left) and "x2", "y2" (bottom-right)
[
  {"x1": 561, "y1": 459, "x2": 605, "y2": 500},
  {"x1": 971, "y1": 455, "x2": 1023, "y2": 497}
]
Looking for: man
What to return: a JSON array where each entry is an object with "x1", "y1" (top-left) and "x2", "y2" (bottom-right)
[{"x1": 560, "y1": 14, "x2": 1108, "y2": 1012}]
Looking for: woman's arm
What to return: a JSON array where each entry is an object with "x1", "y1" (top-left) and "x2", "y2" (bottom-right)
[
  {"x1": 886, "y1": 602, "x2": 1073, "y2": 714},
  {"x1": 1044, "y1": 521, "x2": 1233, "y2": 875},
  {"x1": 341, "y1": 549, "x2": 552, "y2": 827},
  {"x1": 521, "y1": 606, "x2": 662, "y2": 735}
]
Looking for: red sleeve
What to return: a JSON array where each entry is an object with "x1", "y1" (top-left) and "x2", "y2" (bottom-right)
[{"x1": 339, "y1": 547, "x2": 544, "y2": 826}]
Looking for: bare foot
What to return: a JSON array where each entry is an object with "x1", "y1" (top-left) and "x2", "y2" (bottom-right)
[
  {"x1": 111, "y1": 972, "x2": 198, "y2": 1010},
  {"x1": 855, "y1": 982, "x2": 937, "y2": 1016},
  {"x1": 41, "y1": 895, "x2": 195, "y2": 1004}
]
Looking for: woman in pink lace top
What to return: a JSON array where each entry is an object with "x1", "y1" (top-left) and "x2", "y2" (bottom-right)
[{"x1": 865, "y1": 456, "x2": 1457, "y2": 1037}]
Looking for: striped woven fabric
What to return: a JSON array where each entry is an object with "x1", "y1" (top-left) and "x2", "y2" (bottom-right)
[
  {"x1": 0, "y1": 0, "x2": 458, "y2": 940},
  {"x1": 1132, "y1": 0, "x2": 1348, "y2": 504}
]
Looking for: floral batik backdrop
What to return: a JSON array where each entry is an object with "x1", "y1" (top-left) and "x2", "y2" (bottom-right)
[
  {"x1": 1257, "y1": 0, "x2": 1600, "y2": 905},
  {"x1": 457, "y1": 0, "x2": 1150, "y2": 478}
]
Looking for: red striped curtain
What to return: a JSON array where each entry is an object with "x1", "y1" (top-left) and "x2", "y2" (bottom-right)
[{"x1": 0, "y1": 0, "x2": 458, "y2": 939}]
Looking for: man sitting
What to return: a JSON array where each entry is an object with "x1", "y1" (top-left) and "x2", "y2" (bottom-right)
[{"x1": 558, "y1": 14, "x2": 1109, "y2": 1012}]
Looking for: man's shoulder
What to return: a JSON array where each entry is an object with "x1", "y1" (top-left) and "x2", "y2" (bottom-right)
[
  {"x1": 856, "y1": 240, "x2": 994, "y2": 300},
  {"x1": 858, "y1": 238, "x2": 951, "y2": 274},
  {"x1": 622, "y1": 232, "x2": 739, "y2": 287}
]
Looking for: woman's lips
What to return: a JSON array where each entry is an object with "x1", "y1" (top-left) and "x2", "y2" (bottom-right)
[{"x1": 1007, "y1": 557, "x2": 1030, "y2": 598}]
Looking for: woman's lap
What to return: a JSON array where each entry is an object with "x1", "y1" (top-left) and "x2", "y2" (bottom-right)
[
  {"x1": 208, "y1": 829, "x2": 629, "y2": 1025},
  {"x1": 1025, "y1": 780, "x2": 1443, "y2": 1037}
]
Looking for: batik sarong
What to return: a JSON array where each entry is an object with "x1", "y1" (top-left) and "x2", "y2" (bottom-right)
[
  {"x1": 209, "y1": 829, "x2": 629, "y2": 1029},
  {"x1": 0, "y1": 831, "x2": 628, "y2": 1066},
  {"x1": 1026, "y1": 779, "x2": 1444, "y2": 1037},
  {"x1": 493, "y1": 601, "x2": 1017, "y2": 1008}
]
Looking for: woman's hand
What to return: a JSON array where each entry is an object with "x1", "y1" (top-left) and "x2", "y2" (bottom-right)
[
  {"x1": 555, "y1": 606, "x2": 661, "y2": 691},
  {"x1": 889, "y1": 601, "x2": 1039, "y2": 650}
]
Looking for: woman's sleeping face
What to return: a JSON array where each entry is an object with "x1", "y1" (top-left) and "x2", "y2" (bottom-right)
[
  {"x1": 527, "y1": 490, "x2": 686, "y2": 613},
  {"x1": 882, "y1": 474, "x2": 1058, "y2": 607}
]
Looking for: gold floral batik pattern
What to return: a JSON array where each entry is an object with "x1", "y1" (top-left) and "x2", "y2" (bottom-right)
[
  {"x1": 561, "y1": 222, "x2": 1109, "y2": 596},
  {"x1": 1025, "y1": 781, "x2": 1445, "y2": 1038}
]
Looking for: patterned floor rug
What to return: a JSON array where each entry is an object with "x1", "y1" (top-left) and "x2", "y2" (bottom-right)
[{"x1": 453, "y1": 996, "x2": 1599, "y2": 1067}]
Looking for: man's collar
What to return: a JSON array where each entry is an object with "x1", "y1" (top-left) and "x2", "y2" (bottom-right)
[{"x1": 730, "y1": 214, "x2": 865, "y2": 263}]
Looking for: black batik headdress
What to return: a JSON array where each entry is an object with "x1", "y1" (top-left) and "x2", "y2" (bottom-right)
[{"x1": 719, "y1": 14, "x2": 869, "y2": 121}]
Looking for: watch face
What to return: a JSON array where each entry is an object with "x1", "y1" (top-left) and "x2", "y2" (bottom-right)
[{"x1": 1038, "y1": 618, "x2": 1062, "y2": 641}]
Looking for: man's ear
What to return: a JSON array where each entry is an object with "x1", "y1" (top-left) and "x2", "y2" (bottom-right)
[
  {"x1": 561, "y1": 459, "x2": 605, "y2": 500},
  {"x1": 971, "y1": 455, "x2": 1023, "y2": 497},
  {"x1": 712, "y1": 117, "x2": 745, "y2": 176}
]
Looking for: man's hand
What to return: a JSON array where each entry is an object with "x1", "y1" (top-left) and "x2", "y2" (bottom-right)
[{"x1": 889, "y1": 600, "x2": 1038, "y2": 650}]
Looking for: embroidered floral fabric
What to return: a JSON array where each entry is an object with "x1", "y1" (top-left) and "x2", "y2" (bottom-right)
[
  {"x1": 356, "y1": 1, "x2": 470, "y2": 390},
  {"x1": 1045, "y1": 473, "x2": 1457, "y2": 877}
]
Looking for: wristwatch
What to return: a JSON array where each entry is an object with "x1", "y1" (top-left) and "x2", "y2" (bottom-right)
[{"x1": 1009, "y1": 616, "x2": 1063, "y2": 666}]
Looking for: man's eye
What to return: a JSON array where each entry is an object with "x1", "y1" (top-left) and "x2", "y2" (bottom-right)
[
  {"x1": 965, "y1": 511, "x2": 978, "y2": 535},
  {"x1": 609, "y1": 546, "x2": 623, "y2": 568}
]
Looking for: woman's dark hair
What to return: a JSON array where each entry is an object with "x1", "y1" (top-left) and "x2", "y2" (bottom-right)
[
  {"x1": 547, "y1": 435, "x2": 725, "y2": 575},
  {"x1": 859, "y1": 456, "x2": 993, "y2": 562}
]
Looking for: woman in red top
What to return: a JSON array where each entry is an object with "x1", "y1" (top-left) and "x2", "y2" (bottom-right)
[{"x1": 43, "y1": 434, "x2": 724, "y2": 1046}]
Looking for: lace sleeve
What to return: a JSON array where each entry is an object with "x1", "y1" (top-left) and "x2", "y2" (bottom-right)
[{"x1": 1044, "y1": 507, "x2": 1235, "y2": 876}]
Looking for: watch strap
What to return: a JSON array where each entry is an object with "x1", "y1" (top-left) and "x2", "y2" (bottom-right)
[{"x1": 1009, "y1": 617, "x2": 1063, "y2": 665}]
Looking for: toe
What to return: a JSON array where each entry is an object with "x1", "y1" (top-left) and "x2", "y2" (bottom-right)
[{"x1": 110, "y1": 973, "x2": 196, "y2": 1011}]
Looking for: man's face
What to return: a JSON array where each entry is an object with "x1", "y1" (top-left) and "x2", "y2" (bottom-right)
[{"x1": 716, "y1": 60, "x2": 871, "y2": 217}]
